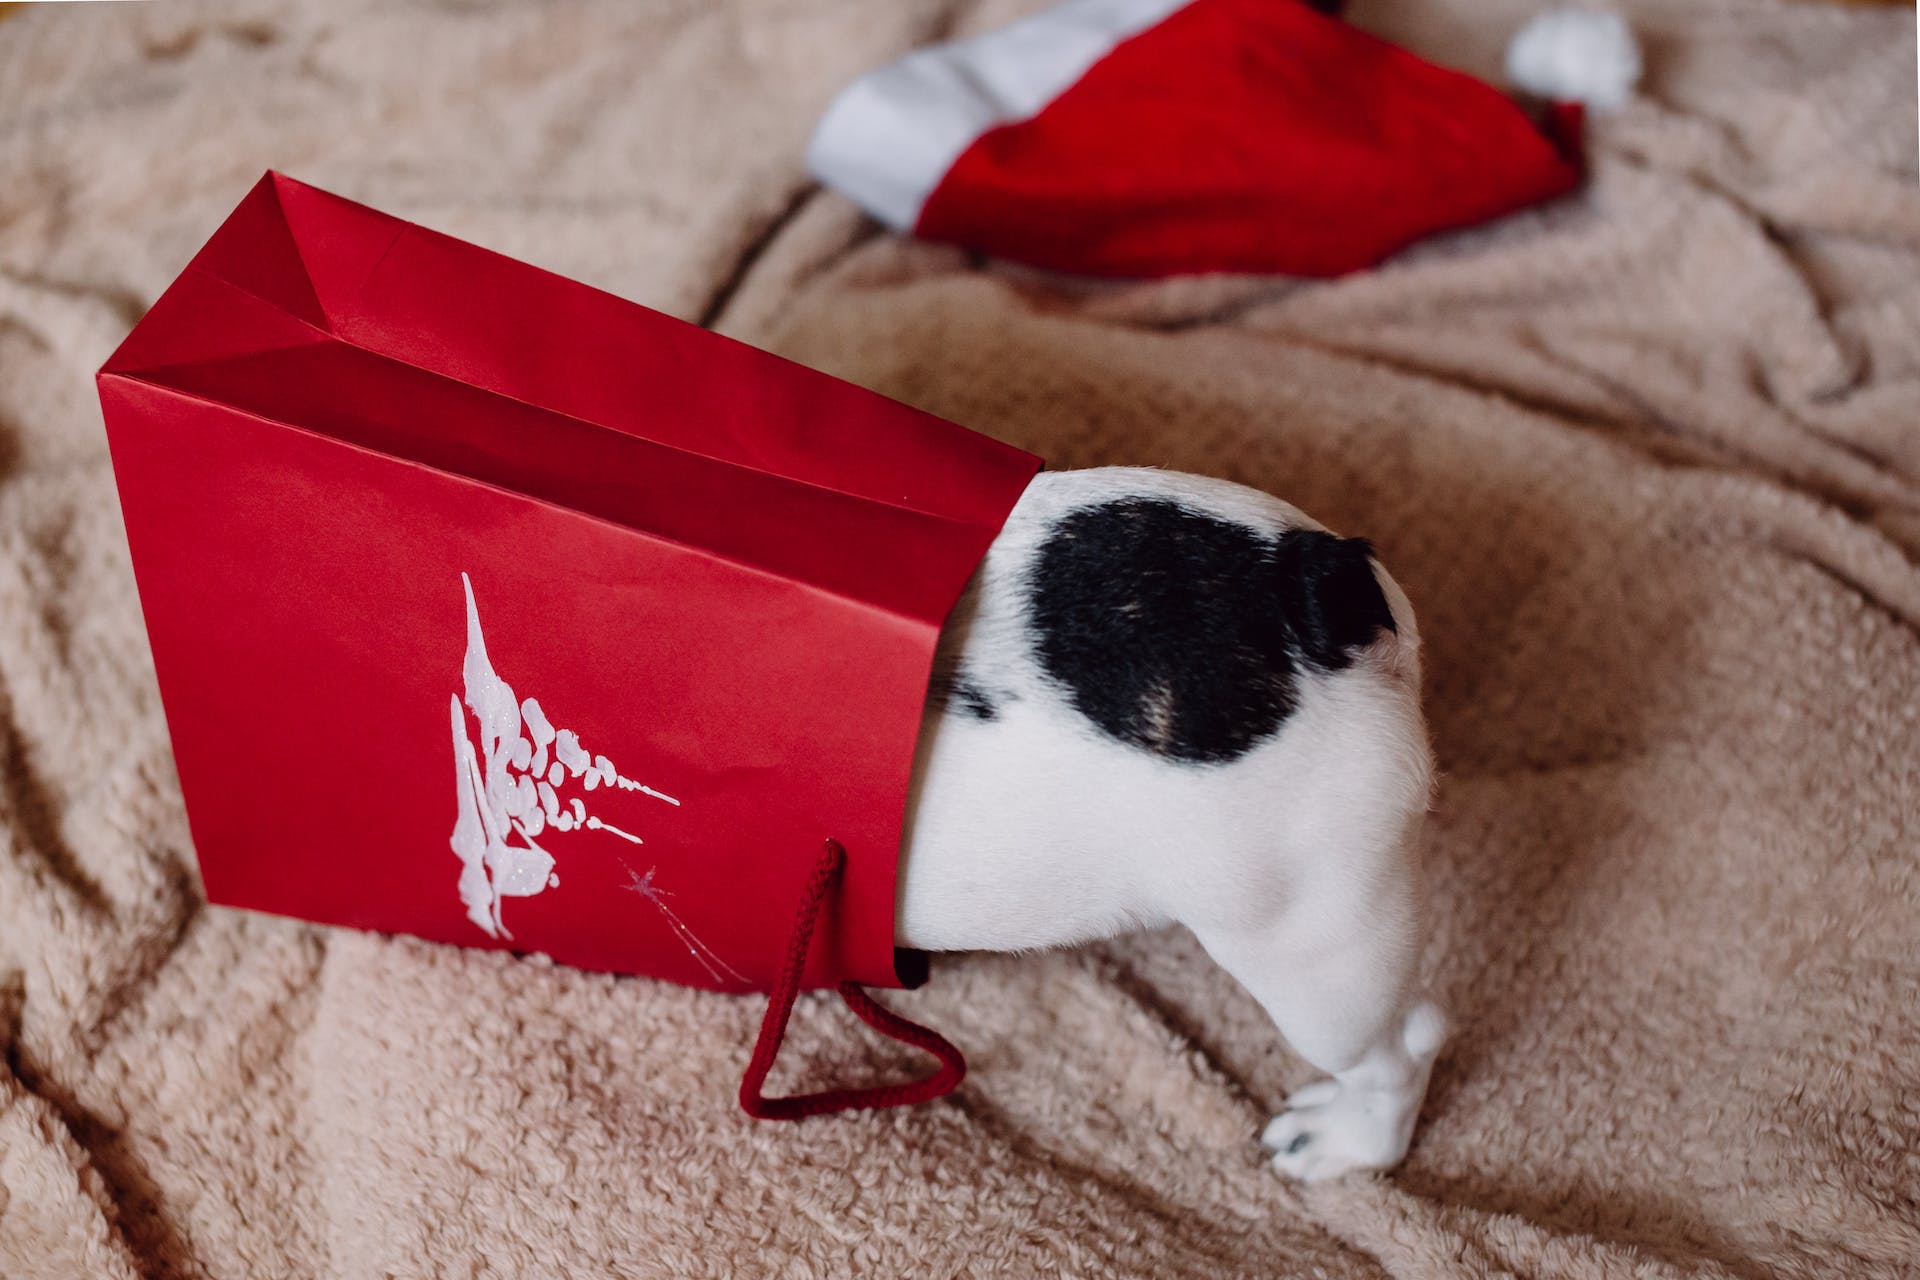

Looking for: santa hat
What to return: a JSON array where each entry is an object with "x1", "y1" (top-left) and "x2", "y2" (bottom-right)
[{"x1": 807, "y1": 0, "x2": 1641, "y2": 278}]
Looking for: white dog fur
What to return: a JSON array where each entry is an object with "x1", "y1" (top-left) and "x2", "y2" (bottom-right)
[{"x1": 896, "y1": 467, "x2": 1443, "y2": 1181}]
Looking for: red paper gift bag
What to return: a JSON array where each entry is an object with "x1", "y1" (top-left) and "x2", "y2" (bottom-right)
[{"x1": 98, "y1": 172, "x2": 1039, "y2": 1115}]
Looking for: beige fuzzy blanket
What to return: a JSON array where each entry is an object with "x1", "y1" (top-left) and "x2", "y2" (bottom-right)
[{"x1": 3, "y1": 1, "x2": 1918, "y2": 1275}]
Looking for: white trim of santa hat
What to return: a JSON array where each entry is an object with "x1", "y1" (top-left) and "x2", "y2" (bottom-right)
[
  {"x1": 807, "y1": 0, "x2": 1641, "y2": 276},
  {"x1": 807, "y1": 0, "x2": 1193, "y2": 233}
]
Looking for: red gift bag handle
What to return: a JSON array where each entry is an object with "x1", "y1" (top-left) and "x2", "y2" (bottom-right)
[{"x1": 738, "y1": 839, "x2": 966, "y2": 1120}]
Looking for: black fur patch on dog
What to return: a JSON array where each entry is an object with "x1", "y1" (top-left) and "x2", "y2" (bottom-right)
[
  {"x1": 926, "y1": 669, "x2": 1002, "y2": 723},
  {"x1": 1028, "y1": 498, "x2": 1395, "y2": 765},
  {"x1": 948, "y1": 676, "x2": 999, "y2": 722}
]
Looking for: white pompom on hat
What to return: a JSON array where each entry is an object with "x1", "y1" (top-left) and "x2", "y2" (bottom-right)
[{"x1": 1506, "y1": 8, "x2": 1643, "y2": 111}]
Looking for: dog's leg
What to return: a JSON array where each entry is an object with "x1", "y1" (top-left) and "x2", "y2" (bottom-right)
[{"x1": 1196, "y1": 907, "x2": 1445, "y2": 1182}]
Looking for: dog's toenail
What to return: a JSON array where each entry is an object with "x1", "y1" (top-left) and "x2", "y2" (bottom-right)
[{"x1": 1286, "y1": 1132, "x2": 1311, "y2": 1155}]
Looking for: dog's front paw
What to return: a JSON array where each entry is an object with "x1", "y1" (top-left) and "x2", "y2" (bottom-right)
[{"x1": 1261, "y1": 1079, "x2": 1413, "y2": 1182}]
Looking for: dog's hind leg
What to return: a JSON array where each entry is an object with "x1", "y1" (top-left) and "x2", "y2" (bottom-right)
[{"x1": 1194, "y1": 883, "x2": 1445, "y2": 1182}]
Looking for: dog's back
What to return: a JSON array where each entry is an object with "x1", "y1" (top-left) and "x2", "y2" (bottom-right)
[{"x1": 901, "y1": 466, "x2": 1428, "y2": 950}]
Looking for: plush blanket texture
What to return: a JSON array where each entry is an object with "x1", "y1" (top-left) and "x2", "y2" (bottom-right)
[{"x1": 2, "y1": 1, "x2": 1917, "y2": 1276}]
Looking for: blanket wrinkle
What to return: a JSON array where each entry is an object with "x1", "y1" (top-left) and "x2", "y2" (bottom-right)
[
  {"x1": 1083, "y1": 939, "x2": 1272, "y2": 1106},
  {"x1": 696, "y1": 183, "x2": 823, "y2": 332},
  {"x1": 0, "y1": 1066, "x2": 147, "y2": 1280},
  {"x1": 0, "y1": 751, "x2": 109, "y2": 937},
  {"x1": 4, "y1": 0, "x2": 1919, "y2": 1276}
]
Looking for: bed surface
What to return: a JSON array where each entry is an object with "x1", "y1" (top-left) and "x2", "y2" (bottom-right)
[{"x1": 2, "y1": 1, "x2": 1917, "y2": 1275}]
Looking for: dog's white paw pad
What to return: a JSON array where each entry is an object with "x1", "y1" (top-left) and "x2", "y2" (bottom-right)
[
  {"x1": 1263, "y1": 1103, "x2": 1345, "y2": 1181},
  {"x1": 1261, "y1": 1082, "x2": 1412, "y2": 1182}
]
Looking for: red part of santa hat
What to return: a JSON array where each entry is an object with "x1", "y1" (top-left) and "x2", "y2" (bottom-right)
[{"x1": 808, "y1": 0, "x2": 1635, "y2": 278}]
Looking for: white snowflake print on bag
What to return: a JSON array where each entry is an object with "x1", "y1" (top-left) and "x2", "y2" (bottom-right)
[{"x1": 449, "y1": 572, "x2": 678, "y2": 939}]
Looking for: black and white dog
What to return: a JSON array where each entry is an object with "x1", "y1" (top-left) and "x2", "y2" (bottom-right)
[{"x1": 898, "y1": 468, "x2": 1443, "y2": 1180}]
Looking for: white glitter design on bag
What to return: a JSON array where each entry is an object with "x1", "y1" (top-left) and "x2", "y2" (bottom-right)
[
  {"x1": 618, "y1": 861, "x2": 746, "y2": 986},
  {"x1": 449, "y1": 572, "x2": 680, "y2": 939}
]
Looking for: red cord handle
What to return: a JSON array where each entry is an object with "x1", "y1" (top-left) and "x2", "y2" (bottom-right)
[{"x1": 738, "y1": 839, "x2": 967, "y2": 1120}]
